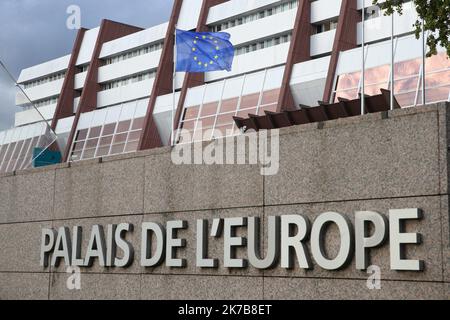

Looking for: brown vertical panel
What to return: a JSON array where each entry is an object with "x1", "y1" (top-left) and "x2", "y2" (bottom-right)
[
  {"x1": 322, "y1": 0, "x2": 359, "y2": 103},
  {"x1": 50, "y1": 28, "x2": 87, "y2": 131},
  {"x1": 138, "y1": 0, "x2": 184, "y2": 151},
  {"x1": 62, "y1": 19, "x2": 143, "y2": 162},
  {"x1": 276, "y1": 0, "x2": 311, "y2": 112}
]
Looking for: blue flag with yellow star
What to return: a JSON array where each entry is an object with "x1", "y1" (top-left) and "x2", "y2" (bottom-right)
[{"x1": 175, "y1": 29, "x2": 234, "y2": 72}]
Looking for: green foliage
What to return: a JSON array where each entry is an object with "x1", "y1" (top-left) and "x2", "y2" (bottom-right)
[{"x1": 372, "y1": 0, "x2": 450, "y2": 57}]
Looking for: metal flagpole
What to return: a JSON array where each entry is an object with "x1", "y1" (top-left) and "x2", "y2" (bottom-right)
[
  {"x1": 361, "y1": 5, "x2": 365, "y2": 115},
  {"x1": 390, "y1": 13, "x2": 394, "y2": 110},
  {"x1": 421, "y1": 19, "x2": 426, "y2": 105},
  {"x1": 172, "y1": 26, "x2": 177, "y2": 147}
]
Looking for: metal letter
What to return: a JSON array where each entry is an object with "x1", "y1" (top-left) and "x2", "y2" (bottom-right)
[
  {"x1": 311, "y1": 212, "x2": 354, "y2": 270},
  {"x1": 166, "y1": 220, "x2": 187, "y2": 267},
  {"x1": 114, "y1": 223, "x2": 134, "y2": 268},
  {"x1": 51, "y1": 227, "x2": 72, "y2": 267},
  {"x1": 389, "y1": 208, "x2": 424, "y2": 271},
  {"x1": 223, "y1": 217, "x2": 247, "y2": 268},
  {"x1": 196, "y1": 219, "x2": 218, "y2": 268},
  {"x1": 40, "y1": 228, "x2": 56, "y2": 267},
  {"x1": 84, "y1": 225, "x2": 107, "y2": 267},
  {"x1": 248, "y1": 216, "x2": 280, "y2": 269},
  {"x1": 71, "y1": 226, "x2": 84, "y2": 267},
  {"x1": 141, "y1": 222, "x2": 166, "y2": 267},
  {"x1": 280, "y1": 215, "x2": 312, "y2": 269},
  {"x1": 355, "y1": 211, "x2": 388, "y2": 270},
  {"x1": 106, "y1": 224, "x2": 117, "y2": 267}
]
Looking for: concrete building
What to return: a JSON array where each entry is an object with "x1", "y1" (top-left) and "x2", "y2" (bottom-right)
[
  {"x1": 0, "y1": 0, "x2": 449, "y2": 300},
  {"x1": 0, "y1": 0, "x2": 449, "y2": 174}
]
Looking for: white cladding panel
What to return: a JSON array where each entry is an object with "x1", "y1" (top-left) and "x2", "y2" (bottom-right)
[
  {"x1": 17, "y1": 55, "x2": 70, "y2": 84},
  {"x1": 205, "y1": 41, "x2": 290, "y2": 82},
  {"x1": 0, "y1": 122, "x2": 48, "y2": 144},
  {"x1": 74, "y1": 71, "x2": 88, "y2": 90},
  {"x1": 225, "y1": 8, "x2": 296, "y2": 47},
  {"x1": 17, "y1": 78, "x2": 64, "y2": 103},
  {"x1": 14, "y1": 104, "x2": 56, "y2": 127},
  {"x1": 207, "y1": 0, "x2": 281, "y2": 24},
  {"x1": 177, "y1": 0, "x2": 203, "y2": 30},
  {"x1": 55, "y1": 116, "x2": 75, "y2": 135},
  {"x1": 77, "y1": 99, "x2": 149, "y2": 130},
  {"x1": 100, "y1": 23, "x2": 168, "y2": 58},
  {"x1": 76, "y1": 27, "x2": 100, "y2": 66},
  {"x1": 186, "y1": 65, "x2": 285, "y2": 108},
  {"x1": 310, "y1": 29, "x2": 336, "y2": 56},
  {"x1": 153, "y1": 92, "x2": 181, "y2": 146},
  {"x1": 357, "y1": 2, "x2": 417, "y2": 44},
  {"x1": 290, "y1": 55, "x2": 330, "y2": 107},
  {"x1": 98, "y1": 50, "x2": 161, "y2": 83},
  {"x1": 311, "y1": 0, "x2": 342, "y2": 23},
  {"x1": 336, "y1": 34, "x2": 427, "y2": 76},
  {"x1": 97, "y1": 78, "x2": 155, "y2": 108}
]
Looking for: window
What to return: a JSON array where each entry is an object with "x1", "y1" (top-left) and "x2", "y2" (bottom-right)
[
  {"x1": 333, "y1": 52, "x2": 450, "y2": 107},
  {"x1": 234, "y1": 32, "x2": 292, "y2": 56},
  {"x1": 100, "y1": 71, "x2": 157, "y2": 91},
  {"x1": 313, "y1": 19, "x2": 339, "y2": 35},
  {"x1": 69, "y1": 100, "x2": 148, "y2": 162},
  {"x1": 0, "y1": 123, "x2": 58, "y2": 174},
  {"x1": 177, "y1": 66, "x2": 284, "y2": 143},
  {"x1": 22, "y1": 71, "x2": 66, "y2": 89},
  {"x1": 209, "y1": 0, "x2": 299, "y2": 32},
  {"x1": 103, "y1": 41, "x2": 164, "y2": 66}
]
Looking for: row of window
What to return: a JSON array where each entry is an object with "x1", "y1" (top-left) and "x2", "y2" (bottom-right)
[
  {"x1": 70, "y1": 117, "x2": 144, "y2": 162},
  {"x1": 103, "y1": 42, "x2": 164, "y2": 66},
  {"x1": 23, "y1": 71, "x2": 66, "y2": 89},
  {"x1": 32, "y1": 96, "x2": 59, "y2": 108},
  {"x1": 78, "y1": 64, "x2": 89, "y2": 73},
  {"x1": 100, "y1": 71, "x2": 156, "y2": 91},
  {"x1": 363, "y1": 0, "x2": 412, "y2": 20},
  {"x1": 0, "y1": 133, "x2": 55, "y2": 174},
  {"x1": 235, "y1": 33, "x2": 292, "y2": 56},
  {"x1": 313, "y1": 19, "x2": 338, "y2": 35},
  {"x1": 209, "y1": 0, "x2": 299, "y2": 32},
  {"x1": 333, "y1": 52, "x2": 450, "y2": 108}
]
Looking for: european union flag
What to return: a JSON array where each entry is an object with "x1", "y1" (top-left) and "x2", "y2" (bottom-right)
[{"x1": 176, "y1": 29, "x2": 234, "y2": 72}]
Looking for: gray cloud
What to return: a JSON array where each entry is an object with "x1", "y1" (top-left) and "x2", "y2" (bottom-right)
[{"x1": 0, "y1": 0, "x2": 173, "y2": 130}]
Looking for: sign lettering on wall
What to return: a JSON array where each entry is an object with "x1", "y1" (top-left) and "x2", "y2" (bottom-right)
[{"x1": 40, "y1": 209, "x2": 425, "y2": 272}]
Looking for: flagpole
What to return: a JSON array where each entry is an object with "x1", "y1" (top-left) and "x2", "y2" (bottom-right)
[
  {"x1": 361, "y1": 5, "x2": 365, "y2": 115},
  {"x1": 390, "y1": 12, "x2": 394, "y2": 110},
  {"x1": 421, "y1": 19, "x2": 426, "y2": 105},
  {"x1": 172, "y1": 26, "x2": 177, "y2": 147}
]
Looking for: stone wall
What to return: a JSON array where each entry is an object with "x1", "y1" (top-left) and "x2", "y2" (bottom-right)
[{"x1": 0, "y1": 103, "x2": 449, "y2": 300}]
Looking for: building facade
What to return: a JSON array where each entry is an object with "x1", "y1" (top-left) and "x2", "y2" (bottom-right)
[{"x1": 0, "y1": 0, "x2": 449, "y2": 173}]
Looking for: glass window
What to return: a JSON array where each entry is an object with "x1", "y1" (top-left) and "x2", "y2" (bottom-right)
[
  {"x1": 88, "y1": 126, "x2": 102, "y2": 139},
  {"x1": 117, "y1": 120, "x2": 131, "y2": 133},
  {"x1": 240, "y1": 93, "x2": 260, "y2": 109}
]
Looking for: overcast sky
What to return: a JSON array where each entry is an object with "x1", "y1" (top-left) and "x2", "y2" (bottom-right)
[{"x1": 0, "y1": 0, "x2": 173, "y2": 131}]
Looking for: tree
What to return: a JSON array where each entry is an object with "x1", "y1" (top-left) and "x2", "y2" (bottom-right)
[{"x1": 372, "y1": 0, "x2": 450, "y2": 57}]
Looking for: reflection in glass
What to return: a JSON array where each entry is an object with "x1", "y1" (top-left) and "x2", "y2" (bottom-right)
[
  {"x1": 68, "y1": 99, "x2": 146, "y2": 162},
  {"x1": 333, "y1": 52, "x2": 450, "y2": 108},
  {"x1": 178, "y1": 66, "x2": 284, "y2": 143}
]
